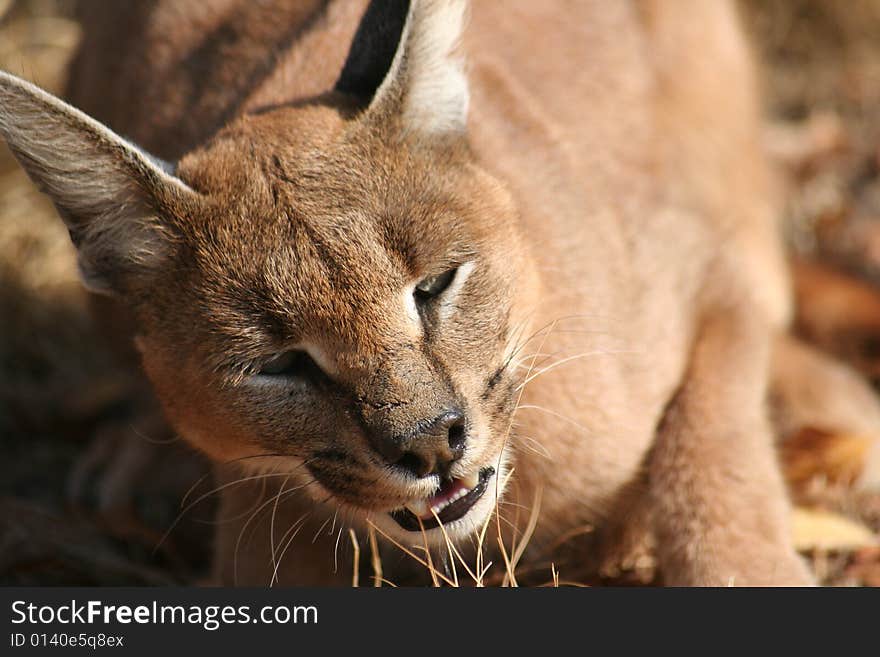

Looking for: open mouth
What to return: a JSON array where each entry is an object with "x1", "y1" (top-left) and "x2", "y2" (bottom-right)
[{"x1": 390, "y1": 467, "x2": 495, "y2": 532}]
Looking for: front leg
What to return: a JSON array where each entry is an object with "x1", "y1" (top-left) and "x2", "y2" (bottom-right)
[{"x1": 649, "y1": 311, "x2": 813, "y2": 586}]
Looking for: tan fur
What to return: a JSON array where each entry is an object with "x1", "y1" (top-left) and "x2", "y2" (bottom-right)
[{"x1": 0, "y1": 0, "x2": 833, "y2": 585}]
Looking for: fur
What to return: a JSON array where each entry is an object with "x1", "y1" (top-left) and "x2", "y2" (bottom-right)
[{"x1": 3, "y1": 0, "x2": 859, "y2": 585}]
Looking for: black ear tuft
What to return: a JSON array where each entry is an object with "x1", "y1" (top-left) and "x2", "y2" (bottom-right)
[{"x1": 335, "y1": 0, "x2": 410, "y2": 102}]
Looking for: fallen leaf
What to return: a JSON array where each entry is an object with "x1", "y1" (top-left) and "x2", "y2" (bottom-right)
[
  {"x1": 782, "y1": 427, "x2": 872, "y2": 490},
  {"x1": 792, "y1": 507, "x2": 877, "y2": 552}
]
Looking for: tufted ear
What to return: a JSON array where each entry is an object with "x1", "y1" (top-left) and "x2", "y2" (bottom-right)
[
  {"x1": 0, "y1": 70, "x2": 199, "y2": 295},
  {"x1": 335, "y1": 0, "x2": 469, "y2": 137}
]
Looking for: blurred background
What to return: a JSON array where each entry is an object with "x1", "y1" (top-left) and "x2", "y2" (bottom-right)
[{"x1": 1, "y1": 0, "x2": 880, "y2": 585}]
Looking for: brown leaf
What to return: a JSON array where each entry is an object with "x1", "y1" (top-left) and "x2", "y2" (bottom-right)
[
  {"x1": 792, "y1": 259, "x2": 880, "y2": 378},
  {"x1": 782, "y1": 426, "x2": 872, "y2": 490}
]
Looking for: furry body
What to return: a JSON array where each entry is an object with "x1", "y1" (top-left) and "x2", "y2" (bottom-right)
[{"x1": 0, "y1": 0, "x2": 822, "y2": 584}]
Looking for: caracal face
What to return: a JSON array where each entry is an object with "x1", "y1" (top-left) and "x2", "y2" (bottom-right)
[
  {"x1": 137, "y1": 104, "x2": 534, "y2": 542},
  {"x1": 0, "y1": 1, "x2": 540, "y2": 544}
]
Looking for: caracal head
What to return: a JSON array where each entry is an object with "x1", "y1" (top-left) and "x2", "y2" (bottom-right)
[{"x1": 0, "y1": 0, "x2": 538, "y2": 543}]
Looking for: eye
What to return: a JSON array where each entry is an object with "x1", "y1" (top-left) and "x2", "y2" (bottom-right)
[
  {"x1": 414, "y1": 268, "x2": 457, "y2": 302},
  {"x1": 259, "y1": 349, "x2": 314, "y2": 377}
]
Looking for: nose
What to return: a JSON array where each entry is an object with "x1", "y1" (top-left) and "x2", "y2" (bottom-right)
[{"x1": 370, "y1": 410, "x2": 467, "y2": 478}]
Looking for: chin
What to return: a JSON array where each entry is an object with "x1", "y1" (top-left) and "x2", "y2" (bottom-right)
[{"x1": 238, "y1": 447, "x2": 513, "y2": 548}]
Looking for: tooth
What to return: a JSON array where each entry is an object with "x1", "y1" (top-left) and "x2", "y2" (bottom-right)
[
  {"x1": 462, "y1": 472, "x2": 479, "y2": 489},
  {"x1": 406, "y1": 500, "x2": 429, "y2": 518}
]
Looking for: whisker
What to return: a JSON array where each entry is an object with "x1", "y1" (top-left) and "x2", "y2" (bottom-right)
[
  {"x1": 514, "y1": 404, "x2": 596, "y2": 435},
  {"x1": 333, "y1": 524, "x2": 345, "y2": 574},
  {"x1": 179, "y1": 452, "x2": 292, "y2": 509},
  {"x1": 156, "y1": 463, "x2": 312, "y2": 554},
  {"x1": 269, "y1": 476, "x2": 291, "y2": 580},
  {"x1": 329, "y1": 507, "x2": 339, "y2": 537},
  {"x1": 516, "y1": 349, "x2": 639, "y2": 389},
  {"x1": 232, "y1": 478, "x2": 318, "y2": 585},
  {"x1": 497, "y1": 499, "x2": 531, "y2": 512},
  {"x1": 492, "y1": 315, "x2": 561, "y2": 574},
  {"x1": 181, "y1": 459, "x2": 311, "y2": 513},
  {"x1": 542, "y1": 524, "x2": 596, "y2": 555},
  {"x1": 202, "y1": 477, "x2": 269, "y2": 526},
  {"x1": 311, "y1": 515, "x2": 332, "y2": 544},
  {"x1": 131, "y1": 424, "x2": 179, "y2": 446},
  {"x1": 269, "y1": 511, "x2": 313, "y2": 586},
  {"x1": 511, "y1": 433, "x2": 554, "y2": 461},
  {"x1": 269, "y1": 491, "x2": 334, "y2": 585},
  {"x1": 503, "y1": 313, "x2": 622, "y2": 367},
  {"x1": 495, "y1": 509, "x2": 520, "y2": 534}
]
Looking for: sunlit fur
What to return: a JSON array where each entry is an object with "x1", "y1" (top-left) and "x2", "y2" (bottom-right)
[{"x1": 8, "y1": 0, "x2": 879, "y2": 585}]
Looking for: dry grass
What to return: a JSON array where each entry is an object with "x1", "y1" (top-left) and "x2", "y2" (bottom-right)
[{"x1": 0, "y1": 0, "x2": 879, "y2": 586}]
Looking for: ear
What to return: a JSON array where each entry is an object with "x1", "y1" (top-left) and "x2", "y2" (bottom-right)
[
  {"x1": 335, "y1": 0, "x2": 469, "y2": 137},
  {"x1": 0, "y1": 71, "x2": 199, "y2": 295}
]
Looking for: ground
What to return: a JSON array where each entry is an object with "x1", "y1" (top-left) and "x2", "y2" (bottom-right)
[{"x1": 1, "y1": 0, "x2": 879, "y2": 586}]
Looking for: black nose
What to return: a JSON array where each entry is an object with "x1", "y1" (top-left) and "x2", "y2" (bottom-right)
[{"x1": 371, "y1": 410, "x2": 467, "y2": 478}]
